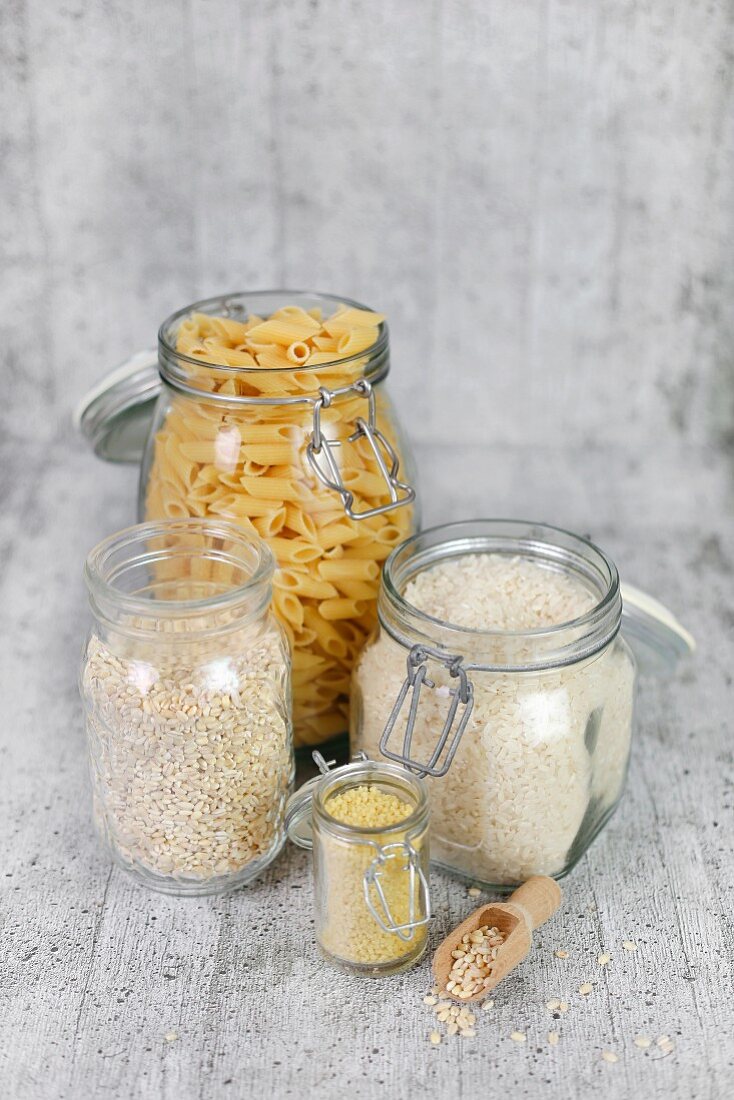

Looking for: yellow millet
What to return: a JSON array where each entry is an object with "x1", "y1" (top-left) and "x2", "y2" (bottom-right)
[
  {"x1": 318, "y1": 784, "x2": 427, "y2": 969},
  {"x1": 326, "y1": 785, "x2": 413, "y2": 828}
]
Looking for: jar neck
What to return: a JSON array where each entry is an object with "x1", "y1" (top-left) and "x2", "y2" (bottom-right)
[
  {"x1": 157, "y1": 289, "x2": 390, "y2": 404},
  {"x1": 379, "y1": 520, "x2": 623, "y2": 673},
  {"x1": 84, "y1": 519, "x2": 274, "y2": 638},
  {"x1": 313, "y1": 760, "x2": 429, "y2": 845}
]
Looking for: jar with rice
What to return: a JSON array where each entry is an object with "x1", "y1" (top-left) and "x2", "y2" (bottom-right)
[{"x1": 351, "y1": 520, "x2": 638, "y2": 888}]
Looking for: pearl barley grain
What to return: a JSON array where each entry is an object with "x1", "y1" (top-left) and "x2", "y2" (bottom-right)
[{"x1": 82, "y1": 621, "x2": 291, "y2": 885}]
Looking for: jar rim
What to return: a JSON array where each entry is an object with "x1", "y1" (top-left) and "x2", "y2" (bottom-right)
[
  {"x1": 157, "y1": 289, "x2": 390, "y2": 392},
  {"x1": 313, "y1": 760, "x2": 429, "y2": 841},
  {"x1": 84, "y1": 518, "x2": 275, "y2": 620},
  {"x1": 379, "y1": 519, "x2": 623, "y2": 671}
]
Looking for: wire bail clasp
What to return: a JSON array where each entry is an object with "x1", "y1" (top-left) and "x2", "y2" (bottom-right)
[
  {"x1": 306, "y1": 379, "x2": 415, "y2": 520},
  {"x1": 378, "y1": 645, "x2": 475, "y2": 778},
  {"x1": 363, "y1": 841, "x2": 431, "y2": 941}
]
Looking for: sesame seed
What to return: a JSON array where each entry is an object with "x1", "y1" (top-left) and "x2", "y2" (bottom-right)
[
  {"x1": 578, "y1": 983, "x2": 594, "y2": 995},
  {"x1": 447, "y1": 1022, "x2": 459, "y2": 1036},
  {"x1": 622, "y1": 940, "x2": 637, "y2": 952},
  {"x1": 468, "y1": 887, "x2": 481, "y2": 897},
  {"x1": 482, "y1": 1000, "x2": 495, "y2": 1012},
  {"x1": 597, "y1": 953, "x2": 611, "y2": 967},
  {"x1": 601, "y1": 1050, "x2": 618, "y2": 1064},
  {"x1": 634, "y1": 1036, "x2": 652, "y2": 1049},
  {"x1": 546, "y1": 999, "x2": 561, "y2": 1011},
  {"x1": 164, "y1": 1031, "x2": 178, "y2": 1043},
  {"x1": 558, "y1": 1002, "x2": 569, "y2": 1013},
  {"x1": 423, "y1": 995, "x2": 438, "y2": 1005},
  {"x1": 555, "y1": 949, "x2": 569, "y2": 959},
  {"x1": 548, "y1": 1031, "x2": 560, "y2": 1046},
  {"x1": 429, "y1": 1031, "x2": 441, "y2": 1046},
  {"x1": 460, "y1": 1030, "x2": 477, "y2": 1039},
  {"x1": 510, "y1": 1031, "x2": 527, "y2": 1043}
]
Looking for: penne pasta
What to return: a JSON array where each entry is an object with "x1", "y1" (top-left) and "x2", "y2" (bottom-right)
[
  {"x1": 319, "y1": 598, "x2": 368, "y2": 621},
  {"x1": 317, "y1": 558, "x2": 380, "y2": 582},
  {"x1": 145, "y1": 299, "x2": 414, "y2": 746}
]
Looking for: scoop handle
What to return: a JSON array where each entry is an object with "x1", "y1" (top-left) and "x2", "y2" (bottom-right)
[{"x1": 507, "y1": 876, "x2": 562, "y2": 930}]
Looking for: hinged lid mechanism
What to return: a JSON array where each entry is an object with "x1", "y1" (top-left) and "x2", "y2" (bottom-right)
[{"x1": 376, "y1": 582, "x2": 695, "y2": 779}]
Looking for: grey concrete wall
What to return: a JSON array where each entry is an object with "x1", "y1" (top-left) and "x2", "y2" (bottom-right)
[{"x1": 3, "y1": 0, "x2": 733, "y2": 453}]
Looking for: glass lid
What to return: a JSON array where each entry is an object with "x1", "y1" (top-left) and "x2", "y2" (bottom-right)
[
  {"x1": 284, "y1": 775, "x2": 322, "y2": 851},
  {"x1": 620, "y1": 583, "x2": 696, "y2": 674},
  {"x1": 74, "y1": 350, "x2": 160, "y2": 463}
]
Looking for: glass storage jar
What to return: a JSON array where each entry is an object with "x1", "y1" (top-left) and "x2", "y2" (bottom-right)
[
  {"x1": 285, "y1": 754, "x2": 430, "y2": 976},
  {"x1": 352, "y1": 520, "x2": 693, "y2": 890},
  {"x1": 76, "y1": 291, "x2": 417, "y2": 749},
  {"x1": 79, "y1": 519, "x2": 293, "y2": 895}
]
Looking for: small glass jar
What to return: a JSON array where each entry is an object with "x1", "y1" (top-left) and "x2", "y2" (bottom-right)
[
  {"x1": 79, "y1": 519, "x2": 293, "y2": 895},
  {"x1": 352, "y1": 520, "x2": 691, "y2": 890},
  {"x1": 286, "y1": 755, "x2": 430, "y2": 976}
]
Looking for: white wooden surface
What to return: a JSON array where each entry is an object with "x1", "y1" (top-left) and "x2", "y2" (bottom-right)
[
  {"x1": 2, "y1": 1, "x2": 734, "y2": 1097},
  {"x1": 1, "y1": 437, "x2": 732, "y2": 1100}
]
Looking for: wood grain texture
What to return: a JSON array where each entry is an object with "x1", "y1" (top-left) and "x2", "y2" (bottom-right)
[
  {"x1": 1, "y1": 437, "x2": 732, "y2": 1100},
  {"x1": 2, "y1": 1, "x2": 733, "y2": 1097}
]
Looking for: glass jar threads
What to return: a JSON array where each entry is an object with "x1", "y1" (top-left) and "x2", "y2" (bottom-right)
[
  {"x1": 79, "y1": 519, "x2": 293, "y2": 895},
  {"x1": 286, "y1": 755, "x2": 430, "y2": 975},
  {"x1": 352, "y1": 520, "x2": 640, "y2": 889}
]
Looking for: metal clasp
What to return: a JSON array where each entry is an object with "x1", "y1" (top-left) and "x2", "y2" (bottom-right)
[
  {"x1": 379, "y1": 645, "x2": 474, "y2": 778},
  {"x1": 363, "y1": 841, "x2": 431, "y2": 941},
  {"x1": 305, "y1": 379, "x2": 415, "y2": 520}
]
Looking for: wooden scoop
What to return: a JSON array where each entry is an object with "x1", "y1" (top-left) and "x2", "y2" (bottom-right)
[{"x1": 433, "y1": 876, "x2": 563, "y2": 1002}]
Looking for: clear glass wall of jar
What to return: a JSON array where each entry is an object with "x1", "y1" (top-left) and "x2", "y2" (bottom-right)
[
  {"x1": 80, "y1": 519, "x2": 293, "y2": 895},
  {"x1": 286, "y1": 756, "x2": 430, "y2": 976},
  {"x1": 138, "y1": 291, "x2": 417, "y2": 749},
  {"x1": 351, "y1": 520, "x2": 638, "y2": 890}
]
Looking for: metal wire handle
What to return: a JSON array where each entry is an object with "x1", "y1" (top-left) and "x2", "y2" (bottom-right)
[
  {"x1": 378, "y1": 645, "x2": 475, "y2": 778},
  {"x1": 363, "y1": 841, "x2": 431, "y2": 940},
  {"x1": 305, "y1": 379, "x2": 416, "y2": 520}
]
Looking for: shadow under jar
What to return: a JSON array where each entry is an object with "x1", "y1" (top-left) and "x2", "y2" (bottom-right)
[
  {"x1": 80, "y1": 519, "x2": 293, "y2": 895},
  {"x1": 351, "y1": 520, "x2": 638, "y2": 890},
  {"x1": 138, "y1": 291, "x2": 417, "y2": 749}
]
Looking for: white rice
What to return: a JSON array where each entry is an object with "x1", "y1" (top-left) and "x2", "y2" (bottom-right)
[{"x1": 352, "y1": 553, "x2": 635, "y2": 884}]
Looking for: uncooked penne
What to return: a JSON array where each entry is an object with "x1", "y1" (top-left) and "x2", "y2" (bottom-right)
[{"x1": 144, "y1": 299, "x2": 414, "y2": 746}]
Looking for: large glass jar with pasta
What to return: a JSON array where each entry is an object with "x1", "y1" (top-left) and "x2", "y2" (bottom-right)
[{"x1": 125, "y1": 292, "x2": 417, "y2": 747}]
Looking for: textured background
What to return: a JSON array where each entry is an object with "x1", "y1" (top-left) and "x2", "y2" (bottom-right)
[
  {"x1": 4, "y1": 0, "x2": 733, "y2": 454},
  {"x1": 2, "y1": 3, "x2": 734, "y2": 1099}
]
